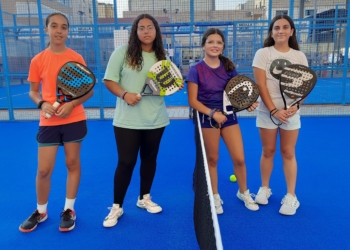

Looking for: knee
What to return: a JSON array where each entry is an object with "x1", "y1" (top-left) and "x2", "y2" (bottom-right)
[
  {"x1": 207, "y1": 154, "x2": 219, "y2": 168},
  {"x1": 37, "y1": 168, "x2": 52, "y2": 179},
  {"x1": 233, "y1": 158, "x2": 245, "y2": 168},
  {"x1": 281, "y1": 149, "x2": 295, "y2": 161},
  {"x1": 119, "y1": 158, "x2": 137, "y2": 169},
  {"x1": 262, "y1": 147, "x2": 276, "y2": 158},
  {"x1": 65, "y1": 158, "x2": 80, "y2": 171}
]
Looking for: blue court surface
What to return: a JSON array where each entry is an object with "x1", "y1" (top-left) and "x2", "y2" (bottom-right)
[{"x1": 0, "y1": 116, "x2": 349, "y2": 249}]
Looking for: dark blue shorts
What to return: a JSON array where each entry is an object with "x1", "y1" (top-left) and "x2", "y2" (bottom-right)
[
  {"x1": 36, "y1": 120, "x2": 87, "y2": 147},
  {"x1": 198, "y1": 111, "x2": 238, "y2": 128}
]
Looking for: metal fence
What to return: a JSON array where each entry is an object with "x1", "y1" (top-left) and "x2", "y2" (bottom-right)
[{"x1": 1, "y1": 0, "x2": 349, "y2": 121}]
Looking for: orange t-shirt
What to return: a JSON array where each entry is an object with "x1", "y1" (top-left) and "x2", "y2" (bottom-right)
[{"x1": 28, "y1": 48, "x2": 88, "y2": 126}]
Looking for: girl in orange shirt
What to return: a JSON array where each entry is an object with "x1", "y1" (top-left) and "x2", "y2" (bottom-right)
[{"x1": 19, "y1": 13, "x2": 93, "y2": 233}]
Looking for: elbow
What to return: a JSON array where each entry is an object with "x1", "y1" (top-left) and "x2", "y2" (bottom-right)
[{"x1": 188, "y1": 97, "x2": 197, "y2": 109}]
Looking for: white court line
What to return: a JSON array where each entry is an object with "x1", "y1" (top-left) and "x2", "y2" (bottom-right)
[{"x1": 0, "y1": 92, "x2": 29, "y2": 100}]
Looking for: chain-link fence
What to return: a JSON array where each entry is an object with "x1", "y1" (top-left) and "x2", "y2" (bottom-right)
[{"x1": 1, "y1": 0, "x2": 349, "y2": 121}]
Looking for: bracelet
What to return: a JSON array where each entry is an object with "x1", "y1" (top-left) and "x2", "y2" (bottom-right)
[
  {"x1": 122, "y1": 91, "x2": 128, "y2": 100},
  {"x1": 37, "y1": 100, "x2": 46, "y2": 109},
  {"x1": 269, "y1": 108, "x2": 277, "y2": 114},
  {"x1": 209, "y1": 109, "x2": 216, "y2": 118},
  {"x1": 120, "y1": 90, "x2": 126, "y2": 99},
  {"x1": 271, "y1": 109, "x2": 278, "y2": 116}
]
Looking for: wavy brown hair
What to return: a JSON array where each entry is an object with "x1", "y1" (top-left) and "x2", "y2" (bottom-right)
[
  {"x1": 263, "y1": 15, "x2": 299, "y2": 50},
  {"x1": 201, "y1": 28, "x2": 235, "y2": 72},
  {"x1": 126, "y1": 14, "x2": 166, "y2": 71}
]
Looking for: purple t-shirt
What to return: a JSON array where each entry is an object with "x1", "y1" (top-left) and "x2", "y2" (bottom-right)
[{"x1": 186, "y1": 60, "x2": 238, "y2": 109}]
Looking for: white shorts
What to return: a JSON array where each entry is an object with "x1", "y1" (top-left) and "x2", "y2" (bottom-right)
[{"x1": 256, "y1": 110, "x2": 301, "y2": 130}]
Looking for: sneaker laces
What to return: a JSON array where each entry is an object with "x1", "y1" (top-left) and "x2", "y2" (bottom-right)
[
  {"x1": 242, "y1": 192, "x2": 256, "y2": 205},
  {"x1": 106, "y1": 206, "x2": 121, "y2": 219},
  {"x1": 60, "y1": 209, "x2": 73, "y2": 221},
  {"x1": 281, "y1": 195, "x2": 298, "y2": 207},
  {"x1": 28, "y1": 210, "x2": 42, "y2": 222},
  {"x1": 259, "y1": 187, "x2": 272, "y2": 197},
  {"x1": 143, "y1": 196, "x2": 159, "y2": 207}
]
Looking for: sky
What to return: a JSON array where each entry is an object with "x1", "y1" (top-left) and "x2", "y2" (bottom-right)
[{"x1": 97, "y1": 0, "x2": 246, "y2": 17}]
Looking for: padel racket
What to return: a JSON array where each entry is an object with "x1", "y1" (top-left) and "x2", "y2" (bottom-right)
[
  {"x1": 44, "y1": 61, "x2": 95, "y2": 118},
  {"x1": 210, "y1": 75, "x2": 259, "y2": 129},
  {"x1": 137, "y1": 60, "x2": 183, "y2": 97},
  {"x1": 223, "y1": 75, "x2": 260, "y2": 114},
  {"x1": 271, "y1": 64, "x2": 317, "y2": 126}
]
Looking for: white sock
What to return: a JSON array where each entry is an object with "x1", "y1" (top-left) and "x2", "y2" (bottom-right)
[
  {"x1": 37, "y1": 202, "x2": 48, "y2": 214},
  {"x1": 64, "y1": 198, "x2": 76, "y2": 211}
]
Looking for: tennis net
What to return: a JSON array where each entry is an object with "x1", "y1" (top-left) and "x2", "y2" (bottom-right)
[{"x1": 192, "y1": 110, "x2": 223, "y2": 250}]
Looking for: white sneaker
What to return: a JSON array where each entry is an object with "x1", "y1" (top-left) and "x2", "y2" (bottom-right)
[
  {"x1": 103, "y1": 204, "x2": 123, "y2": 227},
  {"x1": 236, "y1": 189, "x2": 259, "y2": 211},
  {"x1": 136, "y1": 194, "x2": 162, "y2": 213},
  {"x1": 279, "y1": 193, "x2": 300, "y2": 215},
  {"x1": 213, "y1": 194, "x2": 223, "y2": 214},
  {"x1": 255, "y1": 186, "x2": 272, "y2": 205}
]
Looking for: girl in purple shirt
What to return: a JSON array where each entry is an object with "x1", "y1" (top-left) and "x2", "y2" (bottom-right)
[{"x1": 187, "y1": 28, "x2": 259, "y2": 214}]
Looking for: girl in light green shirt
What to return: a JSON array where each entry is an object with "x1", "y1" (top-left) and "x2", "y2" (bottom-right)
[{"x1": 102, "y1": 14, "x2": 175, "y2": 228}]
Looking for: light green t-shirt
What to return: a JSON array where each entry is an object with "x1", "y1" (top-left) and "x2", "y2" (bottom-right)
[{"x1": 104, "y1": 45, "x2": 170, "y2": 129}]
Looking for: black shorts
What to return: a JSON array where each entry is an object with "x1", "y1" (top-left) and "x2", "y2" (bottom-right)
[{"x1": 36, "y1": 120, "x2": 87, "y2": 147}]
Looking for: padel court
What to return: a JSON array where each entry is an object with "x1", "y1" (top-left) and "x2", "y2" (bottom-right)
[{"x1": 1, "y1": 116, "x2": 349, "y2": 249}]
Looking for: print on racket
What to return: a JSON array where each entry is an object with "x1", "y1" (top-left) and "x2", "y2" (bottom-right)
[
  {"x1": 44, "y1": 61, "x2": 96, "y2": 118},
  {"x1": 271, "y1": 64, "x2": 317, "y2": 126},
  {"x1": 223, "y1": 75, "x2": 260, "y2": 114},
  {"x1": 137, "y1": 60, "x2": 183, "y2": 97}
]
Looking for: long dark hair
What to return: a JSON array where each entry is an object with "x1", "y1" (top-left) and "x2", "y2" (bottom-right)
[
  {"x1": 201, "y1": 28, "x2": 235, "y2": 71},
  {"x1": 263, "y1": 15, "x2": 299, "y2": 50},
  {"x1": 45, "y1": 13, "x2": 69, "y2": 48},
  {"x1": 126, "y1": 14, "x2": 166, "y2": 71}
]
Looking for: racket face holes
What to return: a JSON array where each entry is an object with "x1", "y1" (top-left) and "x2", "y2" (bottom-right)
[
  {"x1": 281, "y1": 65, "x2": 317, "y2": 99},
  {"x1": 226, "y1": 76, "x2": 259, "y2": 110}
]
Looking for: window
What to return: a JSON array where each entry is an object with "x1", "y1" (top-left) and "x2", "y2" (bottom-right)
[
  {"x1": 305, "y1": 10, "x2": 315, "y2": 16},
  {"x1": 276, "y1": 10, "x2": 288, "y2": 16}
]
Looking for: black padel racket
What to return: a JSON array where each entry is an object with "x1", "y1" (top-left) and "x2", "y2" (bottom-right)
[
  {"x1": 210, "y1": 75, "x2": 259, "y2": 129},
  {"x1": 223, "y1": 75, "x2": 260, "y2": 114},
  {"x1": 45, "y1": 61, "x2": 96, "y2": 118},
  {"x1": 271, "y1": 64, "x2": 317, "y2": 126},
  {"x1": 137, "y1": 60, "x2": 183, "y2": 97}
]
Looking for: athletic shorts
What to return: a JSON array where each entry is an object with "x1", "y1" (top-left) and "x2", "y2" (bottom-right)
[
  {"x1": 36, "y1": 120, "x2": 87, "y2": 147},
  {"x1": 256, "y1": 110, "x2": 300, "y2": 130},
  {"x1": 198, "y1": 111, "x2": 238, "y2": 129}
]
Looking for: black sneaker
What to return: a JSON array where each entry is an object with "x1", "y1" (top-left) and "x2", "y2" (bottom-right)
[
  {"x1": 19, "y1": 209, "x2": 48, "y2": 233},
  {"x1": 59, "y1": 209, "x2": 76, "y2": 232}
]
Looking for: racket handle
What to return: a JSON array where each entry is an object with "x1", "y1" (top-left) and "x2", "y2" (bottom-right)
[
  {"x1": 44, "y1": 102, "x2": 60, "y2": 119},
  {"x1": 223, "y1": 92, "x2": 233, "y2": 115}
]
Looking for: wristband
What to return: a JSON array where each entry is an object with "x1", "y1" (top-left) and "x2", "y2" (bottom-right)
[
  {"x1": 120, "y1": 91, "x2": 126, "y2": 99},
  {"x1": 209, "y1": 109, "x2": 216, "y2": 118},
  {"x1": 122, "y1": 92, "x2": 128, "y2": 100},
  {"x1": 269, "y1": 108, "x2": 277, "y2": 114},
  {"x1": 37, "y1": 100, "x2": 46, "y2": 109}
]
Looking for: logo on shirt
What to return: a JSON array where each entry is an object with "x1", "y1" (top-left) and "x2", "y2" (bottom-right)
[{"x1": 268, "y1": 58, "x2": 292, "y2": 80}]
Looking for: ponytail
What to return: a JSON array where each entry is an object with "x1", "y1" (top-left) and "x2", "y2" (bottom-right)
[{"x1": 219, "y1": 54, "x2": 235, "y2": 71}]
